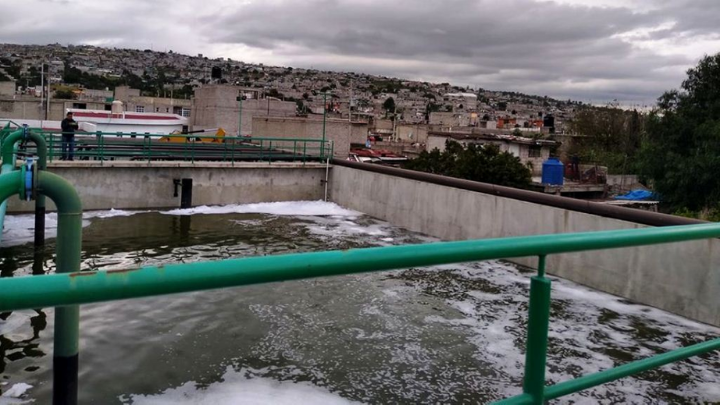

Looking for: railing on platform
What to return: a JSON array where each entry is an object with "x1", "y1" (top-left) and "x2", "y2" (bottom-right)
[
  {"x1": 0, "y1": 223, "x2": 719, "y2": 403},
  {"x1": 22, "y1": 131, "x2": 333, "y2": 164}
]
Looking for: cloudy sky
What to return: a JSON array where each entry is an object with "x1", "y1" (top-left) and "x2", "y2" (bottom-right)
[{"x1": 1, "y1": 0, "x2": 718, "y2": 104}]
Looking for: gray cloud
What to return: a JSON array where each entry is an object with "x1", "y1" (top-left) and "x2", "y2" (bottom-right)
[{"x1": 1, "y1": 0, "x2": 718, "y2": 103}]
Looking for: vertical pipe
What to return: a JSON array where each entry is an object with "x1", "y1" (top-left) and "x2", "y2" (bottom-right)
[
  {"x1": 522, "y1": 255, "x2": 551, "y2": 404},
  {"x1": 180, "y1": 178, "x2": 192, "y2": 208},
  {"x1": 34, "y1": 131, "x2": 48, "y2": 248},
  {"x1": 37, "y1": 171, "x2": 82, "y2": 405},
  {"x1": 0, "y1": 129, "x2": 24, "y2": 243}
]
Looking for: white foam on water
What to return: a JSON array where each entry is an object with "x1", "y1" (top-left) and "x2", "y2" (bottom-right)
[
  {"x1": 161, "y1": 201, "x2": 361, "y2": 217},
  {"x1": 1, "y1": 383, "x2": 33, "y2": 402},
  {"x1": 0, "y1": 202, "x2": 361, "y2": 247},
  {"x1": 83, "y1": 209, "x2": 147, "y2": 219},
  {"x1": 0, "y1": 312, "x2": 31, "y2": 336},
  {"x1": 1, "y1": 213, "x2": 91, "y2": 247},
  {"x1": 419, "y1": 260, "x2": 720, "y2": 403},
  {"x1": 121, "y1": 366, "x2": 357, "y2": 405}
]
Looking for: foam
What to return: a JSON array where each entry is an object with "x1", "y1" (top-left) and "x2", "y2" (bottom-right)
[
  {"x1": 161, "y1": 201, "x2": 360, "y2": 217},
  {"x1": 83, "y1": 208, "x2": 146, "y2": 219},
  {"x1": 121, "y1": 366, "x2": 357, "y2": 405},
  {"x1": 0, "y1": 312, "x2": 31, "y2": 336},
  {"x1": 1, "y1": 213, "x2": 91, "y2": 247},
  {"x1": 420, "y1": 260, "x2": 720, "y2": 402},
  {"x1": 2, "y1": 383, "x2": 33, "y2": 400}
]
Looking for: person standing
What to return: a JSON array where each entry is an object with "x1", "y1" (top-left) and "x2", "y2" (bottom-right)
[{"x1": 60, "y1": 111, "x2": 78, "y2": 161}]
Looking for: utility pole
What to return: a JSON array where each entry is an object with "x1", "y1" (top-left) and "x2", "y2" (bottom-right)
[
  {"x1": 322, "y1": 92, "x2": 328, "y2": 158},
  {"x1": 236, "y1": 93, "x2": 245, "y2": 136},
  {"x1": 348, "y1": 80, "x2": 352, "y2": 144},
  {"x1": 392, "y1": 102, "x2": 397, "y2": 142},
  {"x1": 40, "y1": 63, "x2": 44, "y2": 120}
]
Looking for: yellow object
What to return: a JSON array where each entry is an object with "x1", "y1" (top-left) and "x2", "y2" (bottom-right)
[{"x1": 160, "y1": 128, "x2": 226, "y2": 143}]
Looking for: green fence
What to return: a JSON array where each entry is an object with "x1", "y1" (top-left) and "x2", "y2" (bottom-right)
[
  {"x1": 22, "y1": 131, "x2": 333, "y2": 164},
  {"x1": 0, "y1": 222, "x2": 719, "y2": 403}
]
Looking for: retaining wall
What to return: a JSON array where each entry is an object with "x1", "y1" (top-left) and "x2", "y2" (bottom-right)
[
  {"x1": 329, "y1": 162, "x2": 719, "y2": 326},
  {"x1": 8, "y1": 161, "x2": 328, "y2": 212}
]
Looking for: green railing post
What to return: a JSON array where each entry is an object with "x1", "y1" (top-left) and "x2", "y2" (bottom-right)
[
  {"x1": 522, "y1": 255, "x2": 551, "y2": 404},
  {"x1": 49, "y1": 132, "x2": 55, "y2": 162}
]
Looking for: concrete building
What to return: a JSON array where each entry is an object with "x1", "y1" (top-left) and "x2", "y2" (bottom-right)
[
  {"x1": 427, "y1": 131, "x2": 559, "y2": 175},
  {"x1": 0, "y1": 96, "x2": 106, "y2": 123},
  {"x1": 192, "y1": 85, "x2": 296, "y2": 135},
  {"x1": 114, "y1": 86, "x2": 191, "y2": 117},
  {"x1": 252, "y1": 116, "x2": 368, "y2": 157}
]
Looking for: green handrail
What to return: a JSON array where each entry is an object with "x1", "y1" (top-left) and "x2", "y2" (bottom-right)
[{"x1": 33, "y1": 131, "x2": 331, "y2": 163}]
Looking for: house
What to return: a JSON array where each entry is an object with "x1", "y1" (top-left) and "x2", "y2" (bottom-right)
[{"x1": 426, "y1": 131, "x2": 560, "y2": 175}]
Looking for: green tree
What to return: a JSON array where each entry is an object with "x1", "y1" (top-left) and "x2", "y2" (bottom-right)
[
  {"x1": 405, "y1": 141, "x2": 531, "y2": 189},
  {"x1": 383, "y1": 97, "x2": 396, "y2": 112},
  {"x1": 637, "y1": 53, "x2": 720, "y2": 212},
  {"x1": 54, "y1": 89, "x2": 76, "y2": 99},
  {"x1": 568, "y1": 106, "x2": 644, "y2": 173}
]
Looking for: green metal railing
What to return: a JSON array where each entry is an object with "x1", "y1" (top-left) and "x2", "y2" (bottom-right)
[
  {"x1": 26, "y1": 131, "x2": 333, "y2": 164},
  {"x1": 0, "y1": 222, "x2": 719, "y2": 403}
]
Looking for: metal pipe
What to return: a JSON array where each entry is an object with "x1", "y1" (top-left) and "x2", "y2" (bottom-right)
[
  {"x1": 36, "y1": 171, "x2": 82, "y2": 405},
  {"x1": 1, "y1": 128, "x2": 48, "y2": 246},
  {"x1": 331, "y1": 159, "x2": 705, "y2": 227},
  {"x1": 2, "y1": 222, "x2": 720, "y2": 312},
  {"x1": 0, "y1": 129, "x2": 23, "y2": 242}
]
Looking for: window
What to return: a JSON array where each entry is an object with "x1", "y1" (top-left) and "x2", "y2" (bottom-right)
[
  {"x1": 135, "y1": 105, "x2": 145, "y2": 113},
  {"x1": 173, "y1": 106, "x2": 183, "y2": 115},
  {"x1": 104, "y1": 104, "x2": 112, "y2": 111},
  {"x1": 181, "y1": 108, "x2": 191, "y2": 117},
  {"x1": 166, "y1": 108, "x2": 170, "y2": 113},
  {"x1": 528, "y1": 145, "x2": 542, "y2": 158},
  {"x1": 72, "y1": 103, "x2": 87, "y2": 109}
]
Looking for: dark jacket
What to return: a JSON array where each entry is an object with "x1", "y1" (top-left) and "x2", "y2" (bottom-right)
[{"x1": 61, "y1": 118, "x2": 78, "y2": 137}]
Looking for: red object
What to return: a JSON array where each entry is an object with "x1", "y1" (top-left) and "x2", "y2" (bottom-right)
[{"x1": 71, "y1": 111, "x2": 179, "y2": 121}]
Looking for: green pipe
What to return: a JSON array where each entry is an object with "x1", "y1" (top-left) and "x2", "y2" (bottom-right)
[
  {"x1": 0, "y1": 129, "x2": 23, "y2": 243},
  {"x1": 0, "y1": 170, "x2": 23, "y2": 204},
  {"x1": 0, "y1": 128, "x2": 49, "y2": 246},
  {"x1": 521, "y1": 257, "x2": 551, "y2": 404},
  {"x1": 35, "y1": 171, "x2": 82, "y2": 405},
  {"x1": 2, "y1": 222, "x2": 720, "y2": 312}
]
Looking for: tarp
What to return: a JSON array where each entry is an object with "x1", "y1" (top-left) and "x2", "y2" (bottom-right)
[{"x1": 614, "y1": 189, "x2": 655, "y2": 201}]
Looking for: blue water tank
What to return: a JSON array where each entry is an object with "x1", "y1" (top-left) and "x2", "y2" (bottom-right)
[{"x1": 541, "y1": 158, "x2": 564, "y2": 185}]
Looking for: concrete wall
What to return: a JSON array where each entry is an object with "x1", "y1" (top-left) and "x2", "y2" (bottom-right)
[
  {"x1": 329, "y1": 165, "x2": 720, "y2": 326},
  {"x1": 607, "y1": 174, "x2": 639, "y2": 187},
  {"x1": 252, "y1": 116, "x2": 368, "y2": 157},
  {"x1": 0, "y1": 81, "x2": 15, "y2": 96},
  {"x1": 191, "y1": 85, "x2": 297, "y2": 136},
  {"x1": 8, "y1": 162, "x2": 328, "y2": 212},
  {"x1": 396, "y1": 123, "x2": 429, "y2": 144},
  {"x1": 0, "y1": 98, "x2": 106, "y2": 121}
]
